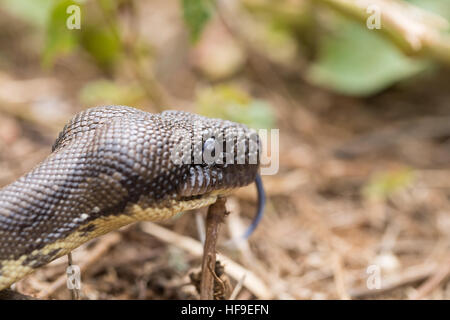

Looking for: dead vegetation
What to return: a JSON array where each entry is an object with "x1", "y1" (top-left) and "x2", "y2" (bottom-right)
[{"x1": 0, "y1": 0, "x2": 450, "y2": 300}]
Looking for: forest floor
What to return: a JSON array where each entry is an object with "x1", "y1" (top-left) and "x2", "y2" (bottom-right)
[{"x1": 0, "y1": 1, "x2": 450, "y2": 299}]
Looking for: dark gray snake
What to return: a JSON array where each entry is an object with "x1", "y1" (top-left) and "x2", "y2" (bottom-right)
[{"x1": 0, "y1": 105, "x2": 262, "y2": 290}]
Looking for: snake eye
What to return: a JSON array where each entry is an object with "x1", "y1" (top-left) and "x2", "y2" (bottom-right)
[
  {"x1": 202, "y1": 137, "x2": 216, "y2": 154},
  {"x1": 203, "y1": 137, "x2": 222, "y2": 165}
]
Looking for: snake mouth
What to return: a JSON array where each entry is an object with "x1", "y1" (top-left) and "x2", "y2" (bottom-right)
[
  {"x1": 178, "y1": 193, "x2": 214, "y2": 202},
  {"x1": 177, "y1": 164, "x2": 259, "y2": 198},
  {"x1": 176, "y1": 132, "x2": 261, "y2": 197},
  {"x1": 178, "y1": 189, "x2": 231, "y2": 203}
]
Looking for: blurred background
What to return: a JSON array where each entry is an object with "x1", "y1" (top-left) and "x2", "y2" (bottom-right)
[{"x1": 0, "y1": 0, "x2": 450, "y2": 300}]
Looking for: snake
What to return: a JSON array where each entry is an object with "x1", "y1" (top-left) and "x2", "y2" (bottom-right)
[{"x1": 0, "y1": 105, "x2": 263, "y2": 291}]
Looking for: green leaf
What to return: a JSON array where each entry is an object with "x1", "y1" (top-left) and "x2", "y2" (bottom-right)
[
  {"x1": 181, "y1": 0, "x2": 212, "y2": 43},
  {"x1": 196, "y1": 85, "x2": 275, "y2": 129},
  {"x1": 43, "y1": 0, "x2": 81, "y2": 67},
  {"x1": 1, "y1": 0, "x2": 54, "y2": 27},
  {"x1": 76, "y1": 0, "x2": 122, "y2": 71},
  {"x1": 363, "y1": 168, "x2": 415, "y2": 201},
  {"x1": 80, "y1": 25, "x2": 121, "y2": 71},
  {"x1": 79, "y1": 80, "x2": 145, "y2": 106},
  {"x1": 405, "y1": 0, "x2": 450, "y2": 21},
  {"x1": 307, "y1": 20, "x2": 427, "y2": 96}
]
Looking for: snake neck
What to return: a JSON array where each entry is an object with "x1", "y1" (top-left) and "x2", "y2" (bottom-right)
[{"x1": 0, "y1": 155, "x2": 218, "y2": 290}]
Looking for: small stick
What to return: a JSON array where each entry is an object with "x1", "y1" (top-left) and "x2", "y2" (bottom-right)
[
  {"x1": 410, "y1": 257, "x2": 450, "y2": 300},
  {"x1": 140, "y1": 222, "x2": 272, "y2": 299},
  {"x1": 200, "y1": 197, "x2": 228, "y2": 300},
  {"x1": 229, "y1": 274, "x2": 246, "y2": 300},
  {"x1": 195, "y1": 211, "x2": 206, "y2": 244},
  {"x1": 37, "y1": 233, "x2": 121, "y2": 299},
  {"x1": 0, "y1": 289, "x2": 36, "y2": 300},
  {"x1": 67, "y1": 253, "x2": 75, "y2": 299},
  {"x1": 67, "y1": 252, "x2": 80, "y2": 300},
  {"x1": 349, "y1": 263, "x2": 437, "y2": 299}
]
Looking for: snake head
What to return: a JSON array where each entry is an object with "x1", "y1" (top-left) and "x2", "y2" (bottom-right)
[
  {"x1": 160, "y1": 111, "x2": 261, "y2": 200},
  {"x1": 50, "y1": 106, "x2": 261, "y2": 207}
]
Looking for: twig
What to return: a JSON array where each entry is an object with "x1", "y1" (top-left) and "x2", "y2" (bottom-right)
[
  {"x1": 200, "y1": 197, "x2": 227, "y2": 300},
  {"x1": 67, "y1": 252, "x2": 80, "y2": 300},
  {"x1": 349, "y1": 263, "x2": 437, "y2": 299},
  {"x1": 94, "y1": 0, "x2": 168, "y2": 109},
  {"x1": 0, "y1": 289, "x2": 36, "y2": 300},
  {"x1": 215, "y1": 0, "x2": 320, "y2": 134},
  {"x1": 335, "y1": 116, "x2": 450, "y2": 159},
  {"x1": 195, "y1": 211, "x2": 206, "y2": 244},
  {"x1": 332, "y1": 252, "x2": 350, "y2": 300},
  {"x1": 314, "y1": 0, "x2": 450, "y2": 65},
  {"x1": 139, "y1": 222, "x2": 273, "y2": 299},
  {"x1": 410, "y1": 257, "x2": 450, "y2": 300},
  {"x1": 37, "y1": 232, "x2": 122, "y2": 299},
  {"x1": 229, "y1": 274, "x2": 246, "y2": 300}
]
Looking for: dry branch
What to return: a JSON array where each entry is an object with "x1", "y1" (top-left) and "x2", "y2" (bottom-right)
[
  {"x1": 200, "y1": 197, "x2": 227, "y2": 299},
  {"x1": 314, "y1": 0, "x2": 450, "y2": 64},
  {"x1": 410, "y1": 257, "x2": 450, "y2": 300},
  {"x1": 37, "y1": 232, "x2": 122, "y2": 299},
  {"x1": 139, "y1": 221, "x2": 273, "y2": 299},
  {"x1": 0, "y1": 289, "x2": 36, "y2": 300},
  {"x1": 349, "y1": 263, "x2": 437, "y2": 299}
]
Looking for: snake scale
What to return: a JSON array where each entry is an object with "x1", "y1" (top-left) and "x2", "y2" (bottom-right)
[{"x1": 0, "y1": 106, "x2": 261, "y2": 290}]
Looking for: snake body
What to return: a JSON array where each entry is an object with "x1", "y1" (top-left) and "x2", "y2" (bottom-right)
[{"x1": 0, "y1": 106, "x2": 260, "y2": 290}]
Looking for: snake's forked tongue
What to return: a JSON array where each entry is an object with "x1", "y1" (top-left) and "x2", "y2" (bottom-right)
[
  {"x1": 226, "y1": 174, "x2": 265, "y2": 246},
  {"x1": 244, "y1": 174, "x2": 265, "y2": 238}
]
